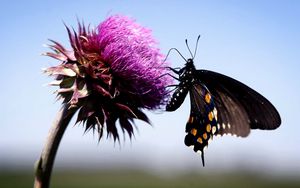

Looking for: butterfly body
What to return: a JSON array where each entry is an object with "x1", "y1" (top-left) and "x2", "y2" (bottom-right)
[
  {"x1": 166, "y1": 59, "x2": 196, "y2": 111},
  {"x1": 166, "y1": 58, "x2": 281, "y2": 166}
]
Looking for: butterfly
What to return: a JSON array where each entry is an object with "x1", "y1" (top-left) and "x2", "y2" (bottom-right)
[{"x1": 166, "y1": 36, "x2": 281, "y2": 166}]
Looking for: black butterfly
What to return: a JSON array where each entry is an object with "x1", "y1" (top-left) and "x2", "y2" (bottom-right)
[{"x1": 166, "y1": 36, "x2": 281, "y2": 166}]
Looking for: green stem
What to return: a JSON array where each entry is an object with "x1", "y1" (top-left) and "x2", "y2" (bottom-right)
[{"x1": 34, "y1": 104, "x2": 77, "y2": 188}]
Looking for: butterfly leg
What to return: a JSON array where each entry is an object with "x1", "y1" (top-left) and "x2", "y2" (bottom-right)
[
  {"x1": 166, "y1": 84, "x2": 179, "y2": 88},
  {"x1": 165, "y1": 73, "x2": 180, "y2": 81},
  {"x1": 166, "y1": 67, "x2": 183, "y2": 75}
]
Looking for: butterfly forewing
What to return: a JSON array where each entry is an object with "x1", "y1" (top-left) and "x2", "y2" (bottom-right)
[
  {"x1": 184, "y1": 82, "x2": 218, "y2": 166},
  {"x1": 210, "y1": 88, "x2": 251, "y2": 137},
  {"x1": 196, "y1": 70, "x2": 281, "y2": 136}
]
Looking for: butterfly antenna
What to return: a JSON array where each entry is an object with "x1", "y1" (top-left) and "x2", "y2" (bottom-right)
[
  {"x1": 185, "y1": 39, "x2": 194, "y2": 59},
  {"x1": 193, "y1": 35, "x2": 201, "y2": 60},
  {"x1": 164, "y1": 48, "x2": 187, "y2": 62}
]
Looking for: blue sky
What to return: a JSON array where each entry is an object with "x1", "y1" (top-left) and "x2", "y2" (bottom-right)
[{"x1": 0, "y1": 0, "x2": 299, "y2": 174}]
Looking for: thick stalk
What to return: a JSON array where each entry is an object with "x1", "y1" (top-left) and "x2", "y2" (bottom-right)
[{"x1": 34, "y1": 104, "x2": 77, "y2": 188}]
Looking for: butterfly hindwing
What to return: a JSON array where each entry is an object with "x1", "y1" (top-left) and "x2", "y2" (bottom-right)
[
  {"x1": 196, "y1": 70, "x2": 281, "y2": 137},
  {"x1": 184, "y1": 82, "x2": 218, "y2": 166}
]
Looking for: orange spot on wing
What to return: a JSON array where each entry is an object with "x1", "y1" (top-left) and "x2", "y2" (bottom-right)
[
  {"x1": 197, "y1": 137, "x2": 203, "y2": 144},
  {"x1": 191, "y1": 128, "x2": 197, "y2": 136},
  {"x1": 203, "y1": 133, "x2": 208, "y2": 140},
  {"x1": 206, "y1": 124, "x2": 211, "y2": 132},
  {"x1": 205, "y1": 93, "x2": 211, "y2": 104},
  {"x1": 208, "y1": 111, "x2": 214, "y2": 121}
]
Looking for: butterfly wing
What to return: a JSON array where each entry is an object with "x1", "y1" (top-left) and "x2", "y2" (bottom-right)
[
  {"x1": 196, "y1": 70, "x2": 281, "y2": 137},
  {"x1": 184, "y1": 82, "x2": 218, "y2": 166}
]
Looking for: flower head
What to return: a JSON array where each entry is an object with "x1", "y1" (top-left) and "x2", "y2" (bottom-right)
[{"x1": 44, "y1": 15, "x2": 172, "y2": 141}]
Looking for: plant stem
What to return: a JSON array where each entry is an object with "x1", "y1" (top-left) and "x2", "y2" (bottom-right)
[{"x1": 34, "y1": 104, "x2": 77, "y2": 188}]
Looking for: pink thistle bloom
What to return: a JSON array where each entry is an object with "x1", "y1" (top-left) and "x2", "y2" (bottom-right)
[{"x1": 44, "y1": 15, "x2": 172, "y2": 141}]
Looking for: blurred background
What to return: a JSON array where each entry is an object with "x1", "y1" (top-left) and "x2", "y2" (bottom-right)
[{"x1": 1, "y1": 0, "x2": 300, "y2": 187}]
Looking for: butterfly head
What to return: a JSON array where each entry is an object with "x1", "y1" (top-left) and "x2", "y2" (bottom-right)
[
  {"x1": 178, "y1": 58, "x2": 196, "y2": 80},
  {"x1": 186, "y1": 58, "x2": 195, "y2": 68}
]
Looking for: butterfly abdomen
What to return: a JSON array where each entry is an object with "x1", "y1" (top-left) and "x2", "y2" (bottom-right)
[{"x1": 166, "y1": 86, "x2": 189, "y2": 111}]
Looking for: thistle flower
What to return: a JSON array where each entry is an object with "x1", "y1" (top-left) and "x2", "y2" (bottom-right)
[{"x1": 44, "y1": 15, "x2": 172, "y2": 141}]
